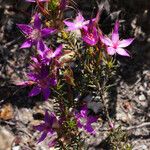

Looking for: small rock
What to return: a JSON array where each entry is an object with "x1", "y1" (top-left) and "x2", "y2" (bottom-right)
[
  {"x1": 139, "y1": 86, "x2": 145, "y2": 92},
  {"x1": 143, "y1": 82, "x2": 147, "y2": 88},
  {"x1": 88, "y1": 102, "x2": 102, "y2": 114},
  {"x1": 12, "y1": 146, "x2": 21, "y2": 150},
  {"x1": 0, "y1": 127, "x2": 14, "y2": 150},
  {"x1": 0, "y1": 103, "x2": 14, "y2": 120},
  {"x1": 139, "y1": 94, "x2": 146, "y2": 101}
]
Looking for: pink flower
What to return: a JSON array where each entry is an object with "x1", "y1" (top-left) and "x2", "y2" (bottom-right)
[
  {"x1": 100, "y1": 20, "x2": 134, "y2": 56},
  {"x1": 64, "y1": 12, "x2": 90, "y2": 31},
  {"x1": 82, "y1": 20, "x2": 99, "y2": 46}
]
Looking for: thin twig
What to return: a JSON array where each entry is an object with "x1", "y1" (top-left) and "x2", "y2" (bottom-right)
[
  {"x1": 97, "y1": 82, "x2": 111, "y2": 124},
  {"x1": 122, "y1": 122, "x2": 150, "y2": 131},
  {"x1": 0, "y1": 120, "x2": 16, "y2": 126},
  {"x1": 99, "y1": 122, "x2": 150, "y2": 131}
]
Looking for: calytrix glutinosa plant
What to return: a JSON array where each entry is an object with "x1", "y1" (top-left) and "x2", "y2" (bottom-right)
[{"x1": 16, "y1": 0, "x2": 134, "y2": 149}]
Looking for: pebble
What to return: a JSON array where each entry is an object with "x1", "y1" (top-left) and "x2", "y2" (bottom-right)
[
  {"x1": 12, "y1": 146, "x2": 20, "y2": 150},
  {"x1": 139, "y1": 94, "x2": 146, "y2": 101},
  {"x1": 139, "y1": 86, "x2": 145, "y2": 92},
  {"x1": 0, "y1": 127, "x2": 14, "y2": 150},
  {"x1": 88, "y1": 102, "x2": 102, "y2": 114},
  {"x1": 144, "y1": 82, "x2": 147, "y2": 88}
]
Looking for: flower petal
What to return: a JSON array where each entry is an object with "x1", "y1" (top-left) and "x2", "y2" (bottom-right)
[
  {"x1": 67, "y1": 27, "x2": 79, "y2": 31},
  {"x1": 85, "y1": 124, "x2": 95, "y2": 134},
  {"x1": 29, "y1": 86, "x2": 41, "y2": 97},
  {"x1": 27, "y1": 73, "x2": 38, "y2": 81},
  {"x1": 116, "y1": 48, "x2": 130, "y2": 57},
  {"x1": 41, "y1": 28, "x2": 57, "y2": 38},
  {"x1": 112, "y1": 20, "x2": 119, "y2": 43},
  {"x1": 118, "y1": 38, "x2": 134, "y2": 48},
  {"x1": 34, "y1": 123, "x2": 46, "y2": 131},
  {"x1": 49, "y1": 78, "x2": 57, "y2": 86},
  {"x1": 34, "y1": 13, "x2": 41, "y2": 29},
  {"x1": 44, "y1": 111, "x2": 52, "y2": 123},
  {"x1": 37, "y1": 40, "x2": 46, "y2": 51},
  {"x1": 64, "y1": 20, "x2": 75, "y2": 27},
  {"x1": 87, "y1": 116, "x2": 98, "y2": 124},
  {"x1": 100, "y1": 35, "x2": 113, "y2": 47},
  {"x1": 31, "y1": 57, "x2": 39, "y2": 64},
  {"x1": 42, "y1": 88, "x2": 50, "y2": 100},
  {"x1": 17, "y1": 24, "x2": 32, "y2": 35},
  {"x1": 20, "y1": 39, "x2": 32, "y2": 49},
  {"x1": 52, "y1": 45, "x2": 62, "y2": 58},
  {"x1": 38, "y1": 131, "x2": 47, "y2": 143},
  {"x1": 107, "y1": 47, "x2": 116, "y2": 55},
  {"x1": 82, "y1": 20, "x2": 90, "y2": 26},
  {"x1": 63, "y1": 21, "x2": 77, "y2": 31},
  {"x1": 48, "y1": 139, "x2": 56, "y2": 147},
  {"x1": 75, "y1": 12, "x2": 84, "y2": 23}
]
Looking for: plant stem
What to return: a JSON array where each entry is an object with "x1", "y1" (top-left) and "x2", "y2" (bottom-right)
[{"x1": 97, "y1": 82, "x2": 111, "y2": 122}]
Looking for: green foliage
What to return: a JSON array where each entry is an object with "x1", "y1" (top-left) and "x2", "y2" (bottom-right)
[
  {"x1": 48, "y1": 0, "x2": 60, "y2": 11},
  {"x1": 105, "y1": 126, "x2": 133, "y2": 150}
]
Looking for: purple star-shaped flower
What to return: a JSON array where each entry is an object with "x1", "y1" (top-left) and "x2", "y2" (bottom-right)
[
  {"x1": 17, "y1": 65, "x2": 57, "y2": 100},
  {"x1": 75, "y1": 106, "x2": 98, "y2": 134},
  {"x1": 34, "y1": 111, "x2": 58, "y2": 143},
  {"x1": 82, "y1": 20, "x2": 99, "y2": 46},
  {"x1": 38, "y1": 44, "x2": 63, "y2": 65},
  {"x1": 28, "y1": 74, "x2": 56, "y2": 100},
  {"x1": 17, "y1": 13, "x2": 56, "y2": 51},
  {"x1": 64, "y1": 12, "x2": 91, "y2": 31},
  {"x1": 100, "y1": 20, "x2": 134, "y2": 56}
]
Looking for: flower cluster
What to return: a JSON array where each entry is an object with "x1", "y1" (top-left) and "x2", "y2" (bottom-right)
[
  {"x1": 16, "y1": 0, "x2": 134, "y2": 148},
  {"x1": 64, "y1": 13, "x2": 134, "y2": 56},
  {"x1": 17, "y1": 13, "x2": 61, "y2": 100}
]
